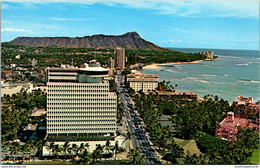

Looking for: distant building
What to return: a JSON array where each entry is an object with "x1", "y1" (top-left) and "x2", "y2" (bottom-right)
[
  {"x1": 15, "y1": 54, "x2": 21, "y2": 59},
  {"x1": 11, "y1": 64, "x2": 16, "y2": 68},
  {"x1": 202, "y1": 51, "x2": 214, "y2": 59},
  {"x1": 31, "y1": 58, "x2": 37, "y2": 67},
  {"x1": 215, "y1": 112, "x2": 259, "y2": 142},
  {"x1": 1, "y1": 71, "x2": 7, "y2": 80},
  {"x1": 115, "y1": 47, "x2": 126, "y2": 69},
  {"x1": 107, "y1": 57, "x2": 115, "y2": 75},
  {"x1": 127, "y1": 73, "x2": 159, "y2": 92},
  {"x1": 233, "y1": 96, "x2": 254, "y2": 106},
  {"x1": 148, "y1": 91, "x2": 198, "y2": 100}
]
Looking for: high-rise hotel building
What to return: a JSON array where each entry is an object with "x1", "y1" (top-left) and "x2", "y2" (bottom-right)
[
  {"x1": 115, "y1": 47, "x2": 125, "y2": 69},
  {"x1": 46, "y1": 60, "x2": 117, "y2": 137}
]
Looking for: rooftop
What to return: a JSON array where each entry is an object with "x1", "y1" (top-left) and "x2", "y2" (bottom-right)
[
  {"x1": 127, "y1": 73, "x2": 159, "y2": 78},
  {"x1": 30, "y1": 108, "x2": 47, "y2": 117},
  {"x1": 128, "y1": 78, "x2": 159, "y2": 82},
  {"x1": 80, "y1": 66, "x2": 109, "y2": 72}
]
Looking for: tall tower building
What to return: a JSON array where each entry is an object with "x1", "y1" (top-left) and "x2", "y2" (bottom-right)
[
  {"x1": 46, "y1": 60, "x2": 117, "y2": 138},
  {"x1": 107, "y1": 57, "x2": 115, "y2": 75},
  {"x1": 115, "y1": 47, "x2": 125, "y2": 69}
]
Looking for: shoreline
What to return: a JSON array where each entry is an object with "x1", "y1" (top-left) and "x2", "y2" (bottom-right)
[{"x1": 142, "y1": 60, "x2": 204, "y2": 70}]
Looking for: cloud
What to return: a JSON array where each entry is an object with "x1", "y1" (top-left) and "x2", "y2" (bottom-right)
[
  {"x1": 159, "y1": 39, "x2": 183, "y2": 43},
  {"x1": 1, "y1": 3, "x2": 10, "y2": 9},
  {"x1": 1, "y1": 28, "x2": 31, "y2": 32},
  {"x1": 2, "y1": 0, "x2": 259, "y2": 18},
  {"x1": 2, "y1": 0, "x2": 96, "y2": 4},
  {"x1": 171, "y1": 28, "x2": 188, "y2": 33},
  {"x1": 50, "y1": 17, "x2": 89, "y2": 21}
]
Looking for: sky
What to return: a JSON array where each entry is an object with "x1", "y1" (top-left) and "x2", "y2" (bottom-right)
[{"x1": 1, "y1": 0, "x2": 259, "y2": 50}]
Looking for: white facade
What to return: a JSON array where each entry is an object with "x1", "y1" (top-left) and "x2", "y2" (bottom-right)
[
  {"x1": 46, "y1": 62, "x2": 117, "y2": 137},
  {"x1": 127, "y1": 73, "x2": 159, "y2": 92},
  {"x1": 129, "y1": 81, "x2": 158, "y2": 92}
]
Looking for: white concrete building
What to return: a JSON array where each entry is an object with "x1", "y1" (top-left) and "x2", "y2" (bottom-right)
[
  {"x1": 127, "y1": 73, "x2": 159, "y2": 92},
  {"x1": 46, "y1": 60, "x2": 117, "y2": 138}
]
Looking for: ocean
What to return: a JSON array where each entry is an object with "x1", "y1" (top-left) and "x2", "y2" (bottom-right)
[{"x1": 140, "y1": 48, "x2": 259, "y2": 103}]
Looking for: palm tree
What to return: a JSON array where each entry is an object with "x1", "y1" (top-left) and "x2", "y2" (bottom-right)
[
  {"x1": 45, "y1": 141, "x2": 54, "y2": 158},
  {"x1": 84, "y1": 143, "x2": 90, "y2": 151},
  {"x1": 21, "y1": 144, "x2": 28, "y2": 161},
  {"x1": 127, "y1": 147, "x2": 144, "y2": 164},
  {"x1": 95, "y1": 144, "x2": 104, "y2": 161},
  {"x1": 113, "y1": 141, "x2": 120, "y2": 160},
  {"x1": 38, "y1": 140, "x2": 46, "y2": 160},
  {"x1": 27, "y1": 140, "x2": 35, "y2": 162},
  {"x1": 91, "y1": 149, "x2": 99, "y2": 164},
  {"x1": 32, "y1": 140, "x2": 39, "y2": 161},
  {"x1": 72, "y1": 144, "x2": 78, "y2": 161},
  {"x1": 78, "y1": 143, "x2": 85, "y2": 155},
  {"x1": 168, "y1": 141, "x2": 184, "y2": 164},
  {"x1": 11, "y1": 142, "x2": 20, "y2": 163},
  {"x1": 52, "y1": 144, "x2": 61, "y2": 160},
  {"x1": 62, "y1": 141, "x2": 70, "y2": 161},
  {"x1": 67, "y1": 147, "x2": 73, "y2": 160},
  {"x1": 121, "y1": 131, "x2": 132, "y2": 152},
  {"x1": 77, "y1": 150, "x2": 91, "y2": 164},
  {"x1": 104, "y1": 140, "x2": 111, "y2": 154}
]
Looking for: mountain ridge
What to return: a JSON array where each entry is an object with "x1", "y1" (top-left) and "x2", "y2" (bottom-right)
[{"x1": 10, "y1": 32, "x2": 163, "y2": 50}]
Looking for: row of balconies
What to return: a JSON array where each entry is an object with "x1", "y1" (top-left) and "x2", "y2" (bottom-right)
[
  {"x1": 47, "y1": 89, "x2": 109, "y2": 91},
  {"x1": 47, "y1": 109, "x2": 116, "y2": 112},
  {"x1": 47, "y1": 84, "x2": 109, "y2": 87},
  {"x1": 47, "y1": 104, "x2": 116, "y2": 107},
  {"x1": 47, "y1": 100, "x2": 117, "y2": 106},
  {"x1": 47, "y1": 101, "x2": 116, "y2": 104},
  {"x1": 48, "y1": 87, "x2": 109, "y2": 90},
  {"x1": 47, "y1": 128, "x2": 115, "y2": 133},
  {"x1": 47, "y1": 117, "x2": 115, "y2": 120},
  {"x1": 47, "y1": 120, "x2": 116, "y2": 126},
  {"x1": 47, "y1": 95, "x2": 116, "y2": 99},
  {"x1": 47, "y1": 114, "x2": 116, "y2": 117},
  {"x1": 47, "y1": 95, "x2": 109, "y2": 98},
  {"x1": 47, "y1": 106, "x2": 116, "y2": 109},
  {"x1": 47, "y1": 125, "x2": 116, "y2": 129},
  {"x1": 47, "y1": 119, "x2": 115, "y2": 122}
]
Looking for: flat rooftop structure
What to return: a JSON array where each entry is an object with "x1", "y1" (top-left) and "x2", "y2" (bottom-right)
[
  {"x1": 23, "y1": 123, "x2": 38, "y2": 131},
  {"x1": 30, "y1": 109, "x2": 47, "y2": 117},
  {"x1": 146, "y1": 91, "x2": 197, "y2": 97},
  {"x1": 128, "y1": 78, "x2": 159, "y2": 82},
  {"x1": 127, "y1": 73, "x2": 159, "y2": 78},
  {"x1": 219, "y1": 117, "x2": 248, "y2": 128}
]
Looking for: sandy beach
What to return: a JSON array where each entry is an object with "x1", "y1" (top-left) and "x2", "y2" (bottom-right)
[{"x1": 142, "y1": 60, "x2": 203, "y2": 70}]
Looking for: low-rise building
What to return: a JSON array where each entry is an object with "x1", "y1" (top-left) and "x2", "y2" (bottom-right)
[
  {"x1": 126, "y1": 73, "x2": 159, "y2": 92},
  {"x1": 233, "y1": 96, "x2": 254, "y2": 106},
  {"x1": 215, "y1": 112, "x2": 259, "y2": 142}
]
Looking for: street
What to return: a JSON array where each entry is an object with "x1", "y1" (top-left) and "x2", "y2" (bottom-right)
[{"x1": 115, "y1": 73, "x2": 161, "y2": 164}]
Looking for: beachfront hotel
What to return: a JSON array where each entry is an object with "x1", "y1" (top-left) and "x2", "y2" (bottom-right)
[
  {"x1": 216, "y1": 112, "x2": 259, "y2": 142},
  {"x1": 46, "y1": 60, "x2": 117, "y2": 138},
  {"x1": 126, "y1": 73, "x2": 159, "y2": 92}
]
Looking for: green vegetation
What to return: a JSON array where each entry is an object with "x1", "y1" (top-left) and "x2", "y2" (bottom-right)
[
  {"x1": 126, "y1": 147, "x2": 146, "y2": 164},
  {"x1": 133, "y1": 88, "x2": 259, "y2": 164},
  {"x1": 2, "y1": 42, "x2": 206, "y2": 69},
  {"x1": 116, "y1": 103, "x2": 124, "y2": 125},
  {"x1": 1, "y1": 42, "x2": 114, "y2": 67},
  {"x1": 250, "y1": 149, "x2": 259, "y2": 164},
  {"x1": 1, "y1": 88, "x2": 46, "y2": 141},
  {"x1": 125, "y1": 48, "x2": 206, "y2": 65},
  {"x1": 23, "y1": 161, "x2": 72, "y2": 165},
  {"x1": 46, "y1": 135, "x2": 114, "y2": 142}
]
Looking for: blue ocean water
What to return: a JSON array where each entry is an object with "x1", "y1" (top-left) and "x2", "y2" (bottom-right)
[{"x1": 140, "y1": 48, "x2": 259, "y2": 102}]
